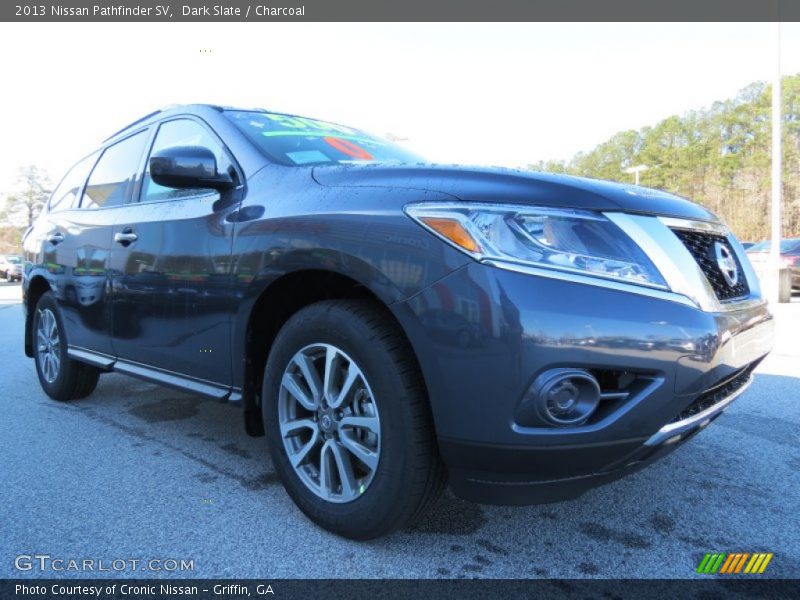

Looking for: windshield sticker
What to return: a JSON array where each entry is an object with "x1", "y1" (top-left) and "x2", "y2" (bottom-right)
[
  {"x1": 286, "y1": 150, "x2": 332, "y2": 165},
  {"x1": 324, "y1": 137, "x2": 374, "y2": 160},
  {"x1": 260, "y1": 130, "x2": 387, "y2": 147},
  {"x1": 265, "y1": 114, "x2": 356, "y2": 135},
  {"x1": 225, "y1": 109, "x2": 424, "y2": 166}
]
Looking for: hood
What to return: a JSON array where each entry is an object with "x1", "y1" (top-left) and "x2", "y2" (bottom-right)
[{"x1": 312, "y1": 163, "x2": 718, "y2": 222}]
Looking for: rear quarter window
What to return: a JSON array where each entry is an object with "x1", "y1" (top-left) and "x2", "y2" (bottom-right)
[{"x1": 48, "y1": 152, "x2": 99, "y2": 213}]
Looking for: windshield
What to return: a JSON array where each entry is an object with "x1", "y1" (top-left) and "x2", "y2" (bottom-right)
[
  {"x1": 6, "y1": 256, "x2": 21, "y2": 264},
  {"x1": 748, "y1": 239, "x2": 800, "y2": 253},
  {"x1": 225, "y1": 110, "x2": 424, "y2": 167}
]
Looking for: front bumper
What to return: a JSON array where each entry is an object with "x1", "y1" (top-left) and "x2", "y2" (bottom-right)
[
  {"x1": 392, "y1": 261, "x2": 774, "y2": 504},
  {"x1": 439, "y1": 365, "x2": 756, "y2": 505}
]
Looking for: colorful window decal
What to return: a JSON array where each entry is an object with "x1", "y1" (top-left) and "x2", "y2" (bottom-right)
[
  {"x1": 324, "y1": 137, "x2": 374, "y2": 160},
  {"x1": 225, "y1": 109, "x2": 424, "y2": 167}
]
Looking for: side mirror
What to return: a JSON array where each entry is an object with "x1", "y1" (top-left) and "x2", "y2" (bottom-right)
[{"x1": 149, "y1": 146, "x2": 234, "y2": 191}]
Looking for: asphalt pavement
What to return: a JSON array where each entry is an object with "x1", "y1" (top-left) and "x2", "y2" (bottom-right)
[{"x1": 1, "y1": 280, "x2": 798, "y2": 579}]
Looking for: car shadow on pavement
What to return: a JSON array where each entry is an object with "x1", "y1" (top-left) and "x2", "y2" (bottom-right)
[{"x1": 55, "y1": 373, "x2": 280, "y2": 493}]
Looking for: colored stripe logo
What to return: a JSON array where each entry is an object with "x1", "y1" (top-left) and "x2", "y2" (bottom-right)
[{"x1": 697, "y1": 552, "x2": 773, "y2": 574}]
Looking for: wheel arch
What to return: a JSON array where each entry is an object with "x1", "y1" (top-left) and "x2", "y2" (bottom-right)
[
  {"x1": 238, "y1": 268, "x2": 430, "y2": 437},
  {"x1": 24, "y1": 275, "x2": 52, "y2": 357}
]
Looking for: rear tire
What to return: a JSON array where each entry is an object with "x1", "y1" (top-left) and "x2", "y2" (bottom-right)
[
  {"x1": 32, "y1": 292, "x2": 101, "y2": 401},
  {"x1": 262, "y1": 299, "x2": 446, "y2": 539}
]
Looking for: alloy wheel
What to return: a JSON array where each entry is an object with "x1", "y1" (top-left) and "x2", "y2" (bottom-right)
[
  {"x1": 36, "y1": 308, "x2": 61, "y2": 383},
  {"x1": 278, "y1": 343, "x2": 381, "y2": 503}
]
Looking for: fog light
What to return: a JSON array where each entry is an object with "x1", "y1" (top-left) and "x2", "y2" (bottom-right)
[{"x1": 531, "y1": 369, "x2": 601, "y2": 426}]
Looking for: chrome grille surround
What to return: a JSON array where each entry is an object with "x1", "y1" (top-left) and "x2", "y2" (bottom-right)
[{"x1": 604, "y1": 213, "x2": 763, "y2": 313}]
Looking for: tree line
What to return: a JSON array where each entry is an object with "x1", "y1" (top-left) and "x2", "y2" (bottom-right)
[
  {"x1": 0, "y1": 165, "x2": 50, "y2": 253},
  {"x1": 529, "y1": 74, "x2": 800, "y2": 242}
]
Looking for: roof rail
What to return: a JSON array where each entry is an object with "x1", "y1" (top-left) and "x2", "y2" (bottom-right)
[
  {"x1": 103, "y1": 108, "x2": 165, "y2": 142},
  {"x1": 103, "y1": 104, "x2": 231, "y2": 142}
]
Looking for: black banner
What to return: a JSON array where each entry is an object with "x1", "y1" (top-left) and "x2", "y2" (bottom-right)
[
  {"x1": 2, "y1": 0, "x2": 799, "y2": 22},
  {"x1": 3, "y1": 579, "x2": 800, "y2": 600}
]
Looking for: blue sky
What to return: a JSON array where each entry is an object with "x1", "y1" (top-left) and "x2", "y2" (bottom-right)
[{"x1": 0, "y1": 22, "x2": 798, "y2": 195}]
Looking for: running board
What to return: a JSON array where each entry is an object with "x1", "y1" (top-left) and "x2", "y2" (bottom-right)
[
  {"x1": 67, "y1": 346, "x2": 232, "y2": 401},
  {"x1": 67, "y1": 347, "x2": 115, "y2": 369}
]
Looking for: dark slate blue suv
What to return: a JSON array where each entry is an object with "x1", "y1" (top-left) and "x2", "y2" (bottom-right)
[{"x1": 22, "y1": 105, "x2": 774, "y2": 539}]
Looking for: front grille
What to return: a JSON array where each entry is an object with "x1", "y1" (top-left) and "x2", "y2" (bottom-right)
[
  {"x1": 671, "y1": 229, "x2": 749, "y2": 301},
  {"x1": 670, "y1": 362, "x2": 757, "y2": 423}
]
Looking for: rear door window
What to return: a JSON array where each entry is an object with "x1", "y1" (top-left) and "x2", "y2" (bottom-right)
[{"x1": 81, "y1": 131, "x2": 149, "y2": 209}]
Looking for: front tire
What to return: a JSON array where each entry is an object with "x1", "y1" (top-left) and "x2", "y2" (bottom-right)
[
  {"x1": 32, "y1": 292, "x2": 101, "y2": 401},
  {"x1": 263, "y1": 300, "x2": 445, "y2": 539}
]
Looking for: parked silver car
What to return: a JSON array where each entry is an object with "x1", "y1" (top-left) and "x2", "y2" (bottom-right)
[{"x1": 0, "y1": 254, "x2": 23, "y2": 282}]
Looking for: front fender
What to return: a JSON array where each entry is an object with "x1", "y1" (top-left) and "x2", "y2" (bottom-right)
[{"x1": 228, "y1": 168, "x2": 473, "y2": 388}]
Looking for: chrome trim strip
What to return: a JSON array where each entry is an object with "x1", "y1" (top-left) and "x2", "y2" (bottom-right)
[
  {"x1": 605, "y1": 212, "x2": 718, "y2": 311},
  {"x1": 67, "y1": 346, "x2": 116, "y2": 369},
  {"x1": 643, "y1": 376, "x2": 753, "y2": 446},
  {"x1": 599, "y1": 392, "x2": 630, "y2": 401},
  {"x1": 69, "y1": 346, "x2": 240, "y2": 402},
  {"x1": 482, "y1": 260, "x2": 699, "y2": 308},
  {"x1": 113, "y1": 359, "x2": 231, "y2": 400},
  {"x1": 609, "y1": 212, "x2": 767, "y2": 314},
  {"x1": 485, "y1": 256, "x2": 668, "y2": 291},
  {"x1": 658, "y1": 216, "x2": 728, "y2": 234},
  {"x1": 657, "y1": 215, "x2": 765, "y2": 312},
  {"x1": 716, "y1": 296, "x2": 767, "y2": 313},
  {"x1": 726, "y1": 233, "x2": 763, "y2": 302}
]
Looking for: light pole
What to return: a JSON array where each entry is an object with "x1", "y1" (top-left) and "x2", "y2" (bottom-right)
[
  {"x1": 624, "y1": 164, "x2": 649, "y2": 186},
  {"x1": 759, "y1": 22, "x2": 789, "y2": 303},
  {"x1": 769, "y1": 20, "x2": 784, "y2": 303}
]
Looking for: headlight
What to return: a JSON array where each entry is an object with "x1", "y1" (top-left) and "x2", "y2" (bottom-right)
[{"x1": 405, "y1": 203, "x2": 667, "y2": 289}]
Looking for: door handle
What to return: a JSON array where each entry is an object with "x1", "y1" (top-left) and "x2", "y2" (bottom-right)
[
  {"x1": 47, "y1": 232, "x2": 65, "y2": 245},
  {"x1": 114, "y1": 231, "x2": 138, "y2": 245}
]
